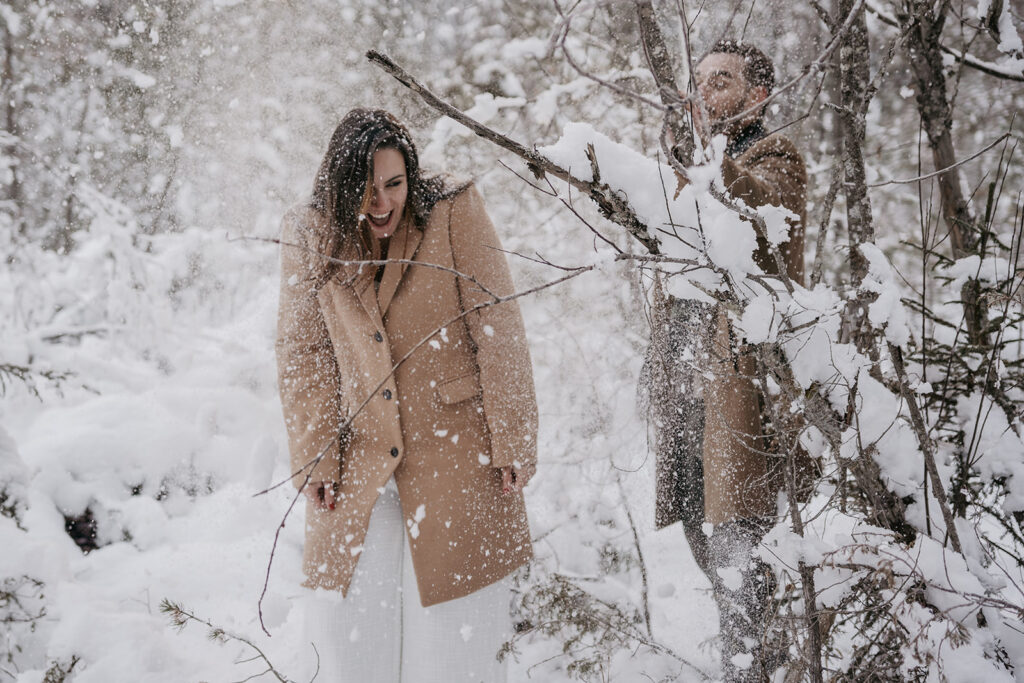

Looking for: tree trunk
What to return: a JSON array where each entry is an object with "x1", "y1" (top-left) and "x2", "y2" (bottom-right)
[
  {"x1": 838, "y1": 0, "x2": 873, "y2": 287},
  {"x1": 899, "y1": 0, "x2": 989, "y2": 346},
  {"x1": 834, "y1": 0, "x2": 922, "y2": 568},
  {"x1": 836, "y1": 0, "x2": 881, "y2": 370},
  {"x1": 634, "y1": 0, "x2": 690, "y2": 160},
  {"x1": 1, "y1": 15, "x2": 22, "y2": 237}
]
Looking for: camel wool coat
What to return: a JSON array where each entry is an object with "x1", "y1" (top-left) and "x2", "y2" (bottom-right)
[
  {"x1": 658, "y1": 131, "x2": 808, "y2": 526},
  {"x1": 275, "y1": 183, "x2": 537, "y2": 607}
]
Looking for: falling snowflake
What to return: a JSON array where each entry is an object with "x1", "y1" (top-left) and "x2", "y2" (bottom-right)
[{"x1": 407, "y1": 504, "x2": 427, "y2": 539}]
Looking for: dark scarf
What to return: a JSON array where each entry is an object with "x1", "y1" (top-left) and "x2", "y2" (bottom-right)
[{"x1": 726, "y1": 120, "x2": 767, "y2": 159}]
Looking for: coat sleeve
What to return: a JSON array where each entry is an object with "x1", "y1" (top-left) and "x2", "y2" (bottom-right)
[
  {"x1": 448, "y1": 184, "x2": 539, "y2": 470},
  {"x1": 720, "y1": 136, "x2": 806, "y2": 284},
  {"x1": 275, "y1": 208, "x2": 344, "y2": 488}
]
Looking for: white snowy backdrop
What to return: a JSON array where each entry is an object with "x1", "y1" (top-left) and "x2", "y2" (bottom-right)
[{"x1": 3, "y1": 1, "x2": 1024, "y2": 681}]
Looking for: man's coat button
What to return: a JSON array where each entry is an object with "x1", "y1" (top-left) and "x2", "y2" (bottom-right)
[
  {"x1": 390, "y1": 447, "x2": 399, "y2": 458},
  {"x1": 374, "y1": 331, "x2": 383, "y2": 342}
]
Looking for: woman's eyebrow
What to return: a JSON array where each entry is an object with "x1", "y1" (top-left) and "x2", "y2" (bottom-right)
[{"x1": 384, "y1": 173, "x2": 406, "y2": 183}]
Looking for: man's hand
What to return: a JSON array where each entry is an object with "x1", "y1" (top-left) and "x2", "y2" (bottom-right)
[
  {"x1": 499, "y1": 464, "x2": 536, "y2": 494},
  {"x1": 303, "y1": 480, "x2": 337, "y2": 510}
]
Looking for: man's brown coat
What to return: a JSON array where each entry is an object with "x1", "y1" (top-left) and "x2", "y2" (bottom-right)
[
  {"x1": 658, "y1": 132, "x2": 808, "y2": 526},
  {"x1": 276, "y1": 184, "x2": 537, "y2": 606}
]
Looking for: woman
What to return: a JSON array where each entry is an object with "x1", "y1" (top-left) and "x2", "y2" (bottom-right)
[{"x1": 275, "y1": 108, "x2": 538, "y2": 682}]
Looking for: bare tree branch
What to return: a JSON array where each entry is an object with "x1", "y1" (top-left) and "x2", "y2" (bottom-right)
[
  {"x1": 888, "y1": 343, "x2": 963, "y2": 553},
  {"x1": 551, "y1": 3, "x2": 670, "y2": 112},
  {"x1": 635, "y1": 0, "x2": 687, "y2": 147},
  {"x1": 366, "y1": 50, "x2": 662, "y2": 254},
  {"x1": 866, "y1": 0, "x2": 1024, "y2": 82},
  {"x1": 867, "y1": 133, "x2": 1012, "y2": 187},
  {"x1": 161, "y1": 599, "x2": 302, "y2": 683}
]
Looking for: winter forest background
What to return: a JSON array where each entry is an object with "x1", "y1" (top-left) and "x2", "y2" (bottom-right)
[{"x1": 3, "y1": 0, "x2": 1024, "y2": 681}]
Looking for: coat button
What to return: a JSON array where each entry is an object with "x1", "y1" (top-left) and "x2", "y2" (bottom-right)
[
  {"x1": 374, "y1": 331, "x2": 383, "y2": 342},
  {"x1": 390, "y1": 447, "x2": 399, "y2": 458},
  {"x1": 382, "y1": 389, "x2": 392, "y2": 400}
]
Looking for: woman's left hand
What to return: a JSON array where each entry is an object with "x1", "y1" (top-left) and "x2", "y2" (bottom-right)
[{"x1": 499, "y1": 464, "x2": 536, "y2": 493}]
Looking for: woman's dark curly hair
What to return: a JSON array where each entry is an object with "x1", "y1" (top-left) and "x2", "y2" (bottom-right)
[{"x1": 309, "y1": 108, "x2": 450, "y2": 282}]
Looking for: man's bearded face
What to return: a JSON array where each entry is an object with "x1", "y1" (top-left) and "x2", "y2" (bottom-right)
[{"x1": 695, "y1": 52, "x2": 765, "y2": 137}]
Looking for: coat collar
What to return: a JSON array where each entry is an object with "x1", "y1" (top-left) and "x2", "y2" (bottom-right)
[
  {"x1": 376, "y1": 218, "x2": 423, "y2": 316},
  {"x1": 321, "y1": 216, "x2": 425, "y2": 330},
  {"x1": 726, "y1": 120, "x2": 767, "y2": 159}
]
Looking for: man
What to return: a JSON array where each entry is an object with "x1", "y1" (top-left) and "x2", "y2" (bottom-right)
[{"x1": 651, "y1": 40, "x2": 808, "y2": 682}]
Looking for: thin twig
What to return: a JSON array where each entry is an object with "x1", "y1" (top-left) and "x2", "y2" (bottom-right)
[
  {"x1": 553, "y1": 4, "x2": 670, "y2": 112},
  {"x1": 868, "y1": 133, "x2": 1012, "y2": 187},
  {"x1": 161, "y1": 599, "x2": 296, "y2": 683},
  {"x1": 238, "y1": 236, "x2": 502, "y2": 301},
  {"x1": 888, "y1": 343, "x2": 963, "y2": 553},
  {"x1": 616, "y1": 476, "x2": 652, "y2": 638},
  {"x1": 811, "y1": 164, "x2": 842, "y2": 287}
]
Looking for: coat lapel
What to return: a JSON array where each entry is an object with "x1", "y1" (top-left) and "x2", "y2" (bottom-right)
[
  {"x1": 355, "y1": 273, "x2": 385, "y2": 331},
  {"x1": 376, "y1": 220, "x2": 423, "y2": 316},
  {"x1": 324, "y1": 239, "x2": 386, "y2": 335}
]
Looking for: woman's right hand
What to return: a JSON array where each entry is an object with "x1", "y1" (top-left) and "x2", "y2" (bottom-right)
[
  {"x1": 499, "y1": 464, "x2": 536, "y2": 494},
  {"x1": 303, "y1": 480, "x2": 337, "y2": 510}
]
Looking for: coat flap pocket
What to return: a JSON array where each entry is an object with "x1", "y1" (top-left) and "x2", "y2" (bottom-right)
[{"x1": 436, "y1": 373, "x2": 481, "y2": 405}]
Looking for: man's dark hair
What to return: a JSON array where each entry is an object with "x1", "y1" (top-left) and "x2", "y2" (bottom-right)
[{"x1": 704, "y1": 40, "x2": 775, "y2": 92}]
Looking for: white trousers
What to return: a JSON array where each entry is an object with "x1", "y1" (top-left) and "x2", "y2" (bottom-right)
[{"x1": 303, "y1": 480, "x2": 512, "y2": 683}]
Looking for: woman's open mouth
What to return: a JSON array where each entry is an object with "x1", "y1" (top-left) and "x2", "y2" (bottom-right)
[{"x1": 368, "y1": 211, "x2": 392, "y2": 228}]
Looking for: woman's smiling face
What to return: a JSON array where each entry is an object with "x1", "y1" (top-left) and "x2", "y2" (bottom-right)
[{"x1": 363, "y1": 147, "x2": 408, "y2": 240}]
